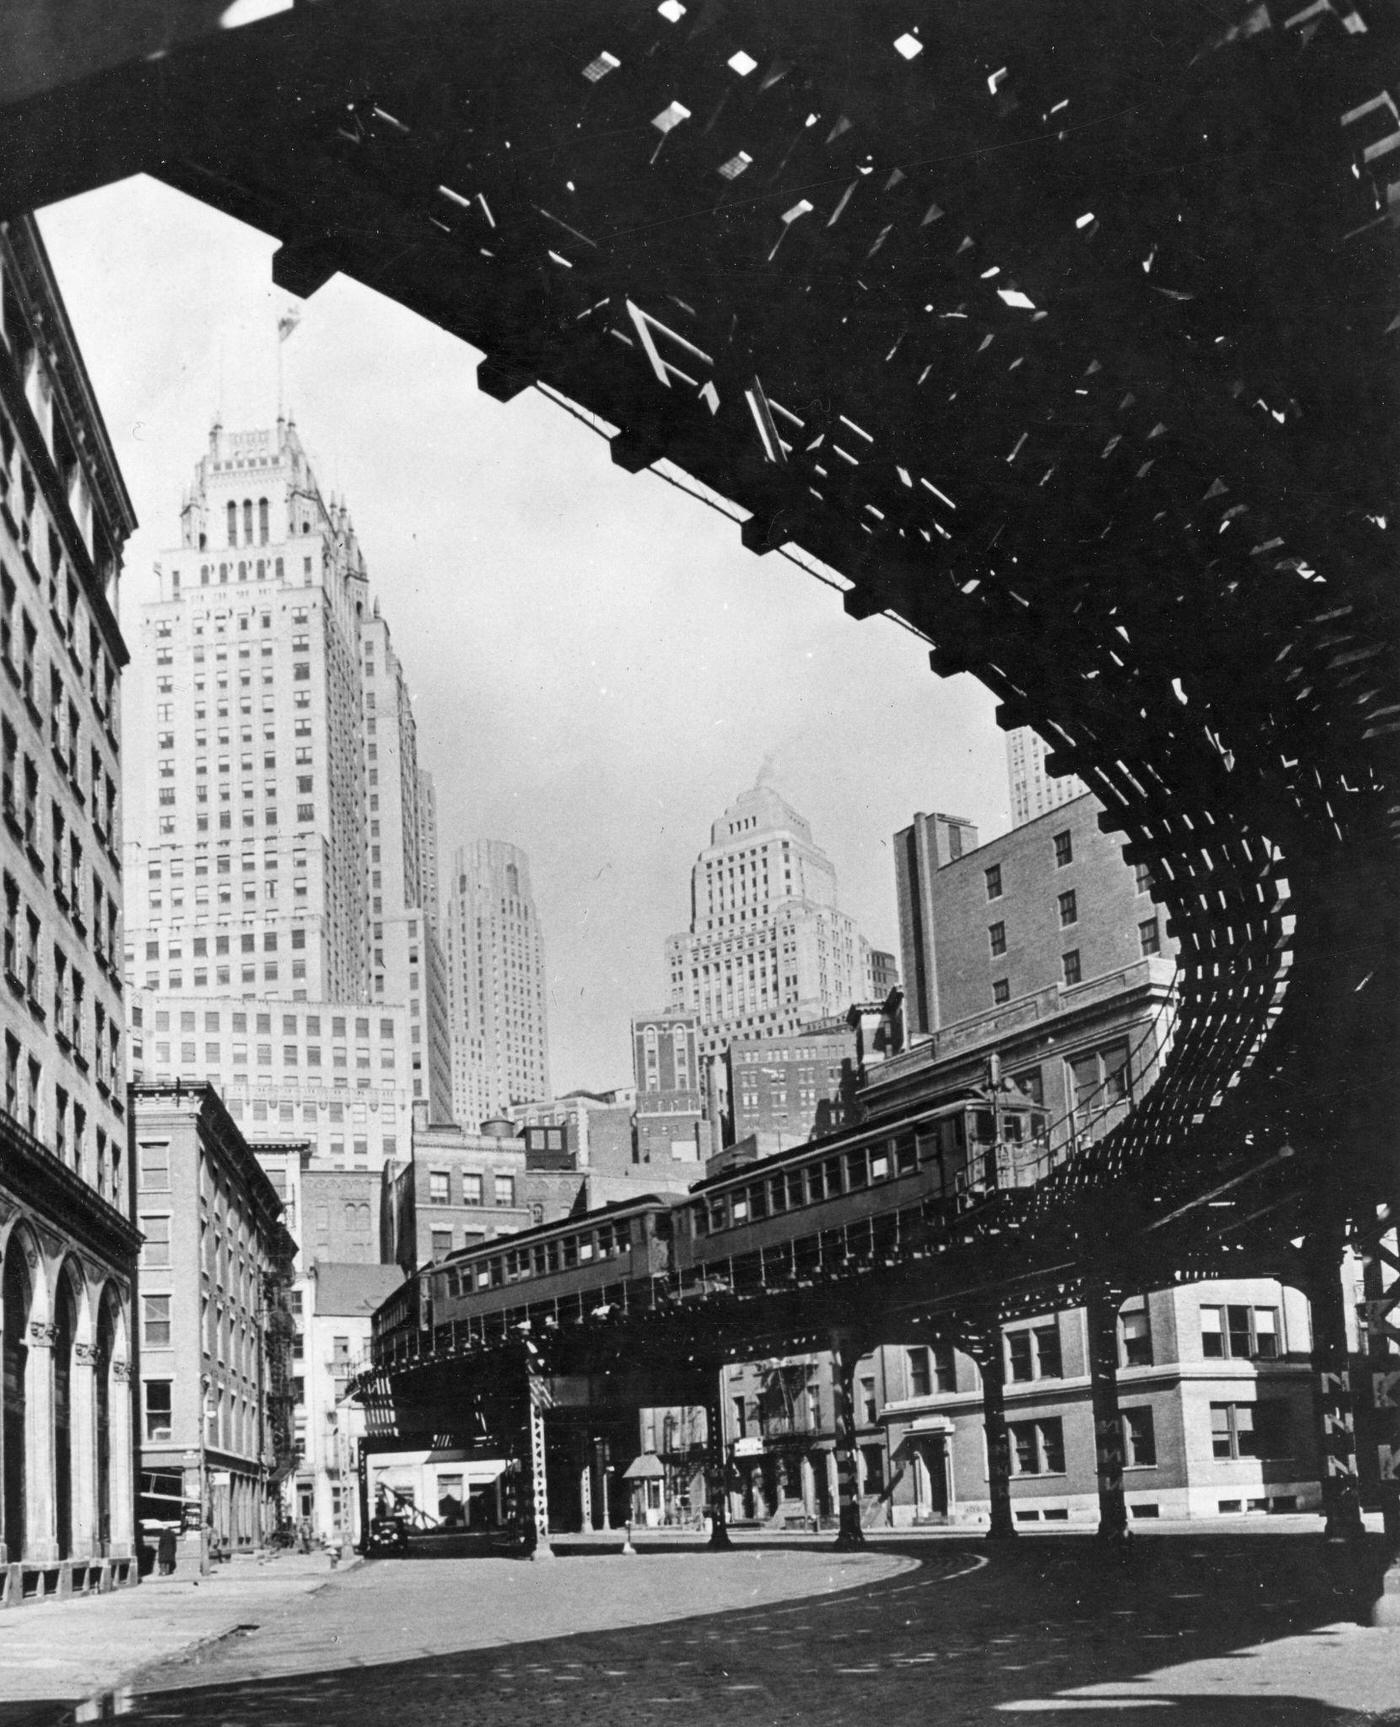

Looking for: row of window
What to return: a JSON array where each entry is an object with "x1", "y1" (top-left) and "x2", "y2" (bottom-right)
[
  {"x1": 428, "y1": 1169, "x2": 517, "y2": 1208},
  {"x1": 440, "y1": 1213, "x2": 641, "y2": 1292},
  {"x1": 985, "y1": 844, "x2": 1156, "y2": 902},
  {"x1": 2, "y1": 1025, "x2": 124, "y2": 1201}
]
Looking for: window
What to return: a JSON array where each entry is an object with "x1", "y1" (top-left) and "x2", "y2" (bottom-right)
[
  {"x1": 985, "y1": 863, "x2": 1003, "y2": 901},
  {"x1": 1008, "y1": 1417, "x2": 1065, "y2": 1475},
  {"x1": 141, "y1": 1214, "x2": 171, "y2": 1268},
  {"x1": 988, "y1": 921, "x2": 1006, "y2": 957},
  {"x1": 908, "y1": 1348, "x2": 932, "y2": 1398},
  {"x1": 992, "y1": 978, "x2": 1010, "y2": 1005},
  {"x1": 1134, "y1": 860, "x2": 1154, "y2": 895},
  {"x1": 142, "y1": 1294, "x2": 172, "y2": 1349},
  {"x1": 430, "y1": 1229, "x2": 453, "y2": 1261},
  {"x1": 495, "y1": 1175, "x2": 515, "y2": 1208},
  {"x1": 428, "y1": 1170, "x2": 449, "y2": 1205},
  {"x1": 1053, "y1": 830, "x2": 1073, "y2": 867},
  {"x1": 1139, "y1": 917, "x2": 1160, "y2": 956},
  {"x1": 139, "y1": 1141, "x2": 170, "y2": 1191},
  {"x1": 1211, "y1": 1401, "x2": 1290, "y2": 1460},
  {"x1": 462, "y1": 1172, "x2": 483, "y2": 1206},
  {"x1": 144, "y1": 1380, "x2": 173, "y2": 1441},
  {"x1": 1005, "y1": 1323, "x2": 1062, "y2": 1382},
  {"x1": 1119, "y1": 1301, "x2": 1153, "y2": 1367},
  {"x1": 1122, "y1": 1407, "x2": 1157, "y2": 1467},
  {"x1": 1201, "y1": 1305, "x2": 1279, "y2": 1361},
  {"x1": 1062, "y1": 949, "x2": 1081, "y2": 986},
  {"x1": 1058, "y1": 889, "x2": 1078, "y2": 927}
]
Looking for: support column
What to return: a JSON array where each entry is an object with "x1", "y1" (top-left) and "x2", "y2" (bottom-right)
[
  {"x1": 970, "y1": 1322, "x2": 1016, "y2": 1541},
  {"x1": 107, "y1": 1359, "x2": 134, "y2": 1560},
  {"x1": 704, "y1": 1377, "x2": 732, "y2": 1550},
  {"x1": 578, "y1": 1430, "x2": 594, "y2": 1534},
  {"x1": 1359, "y1": 1207, "x2": 1400, "y2": 1626},
  {"x1": 70, "y1": 1342, "x2": 98, "y2": 1560},
  {"x1": 1307, "y1": 1231, "x2": 1366, "y2": 1541},
  {"x1": 800, "y1": 1453, "x2": 815, "y2": 1525},
  {"x1": 25, "y1": 1324, "x2": 58, "y2": 1565},
  {"x1": 1085, "y1": 1287, "x2": 1129, "y2": 1542},
  {"x1": 595, "y1": 1436, "x2": 611, "y2": 1531},
  {"x1": 830, "y1": 1333, "x2": 865, "y2": 1550},
  {"x1": 522, "y1": 1356, "x2": 554, "y2": 1560}
]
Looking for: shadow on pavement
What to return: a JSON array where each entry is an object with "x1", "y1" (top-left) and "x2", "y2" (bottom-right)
[{"x1": 3, "y1": 1531, "x2": 1398, "y2": 1727}]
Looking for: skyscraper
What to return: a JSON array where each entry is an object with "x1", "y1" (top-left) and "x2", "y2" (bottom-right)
[
  {"x1": 1005, "y1": 726, "x2": 1087, "y2": 828},
  {"x1": 444, "y1": 841, "x2": 551, "y2": 1127},
  {"x1": 124, "y1": 416, "x2": 448, "y2": 1165},
  {"x1": 664, "y1": 783, "x2": 864, "y2": 1058}
]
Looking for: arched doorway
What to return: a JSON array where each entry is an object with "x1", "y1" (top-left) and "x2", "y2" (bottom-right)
[
  {"x1": 2, "y1": 1245, "x2": 32, "y2": 1562},
  {"x1": 52, "y1": 1273, "x2": 78, "y2": 1560},
  {"x1": 94, "y1": 1291, "x2": 116, "y2": 1555}
]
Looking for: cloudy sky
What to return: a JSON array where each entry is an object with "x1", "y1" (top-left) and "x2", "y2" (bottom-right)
[{"x1": 40, "y1": 175, "x2": 1011, "y2": 1094}]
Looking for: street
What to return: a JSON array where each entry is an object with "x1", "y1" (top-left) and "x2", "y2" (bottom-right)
[{"x1": 4, "y1": 1526, "x2": 1400, "y2": 1726}]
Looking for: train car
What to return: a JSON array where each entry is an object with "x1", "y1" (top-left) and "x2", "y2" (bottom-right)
[
  {"x1": 671, "y1": 1089, "x2": 1048, "y2": 1296},
  {"x1": 421, "y1": 1193, "x2": 690, "y2": 1349}
]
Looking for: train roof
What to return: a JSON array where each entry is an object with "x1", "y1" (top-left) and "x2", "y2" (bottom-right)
[
  {"x1": 687, "y1": 1084, "x2": 1042, "y2": 1198},
  {"x1": 432, "y1": 1190, "x2": 692, "y2": 1271}
]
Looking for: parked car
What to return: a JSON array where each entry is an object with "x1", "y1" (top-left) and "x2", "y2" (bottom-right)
[{"x1": 364, "y1": 1515, "x2": 409, "y2": 1557}]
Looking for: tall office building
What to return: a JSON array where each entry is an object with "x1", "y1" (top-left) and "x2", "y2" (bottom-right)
[
  {"x1": 416, "y1": 768, "x2": 441, "y2": 933},
  {"x1": 444, "y1": 841, "x2": 551, "y2": 1127},
  {"x1": 1006, "y1": 726, "x2": 1087, "y2": 828},
  {"x1": 664, "y1": 783, "x2": 864, "y2": 1059},
  {"x1": 123, "y1": 416, "x2": 449, "y2": 1163}
]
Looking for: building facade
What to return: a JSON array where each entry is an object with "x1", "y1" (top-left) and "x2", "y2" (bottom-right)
[
  {"x1": 632, "y1": 1010, "x2": 705, "y2": 1168},
  {"x1": 0, "y1": 214, "x2": 141, "y2": 1594},
  {"x1": 723, "y1": 1024, "x2": 857, "y2": 1149},
  {"x1": 298, "y1": 1260, "x2": 404, "y2": 1545},
  {"x1": 862, "y1": 942, "x2": 900, "y2": 1002},
  {"x1": 1005, "y1": 725, "x2": 1088, "y2": 829},
  {"x1": 664, "y1": 783, "x2": 865, "y2": 1059},
  {"x1": 444, "y1": 841, "x2": 550, "y2": 1126},
  {"x1": 131, "y1": 1083, "x2": 296, "y2": 1568}
]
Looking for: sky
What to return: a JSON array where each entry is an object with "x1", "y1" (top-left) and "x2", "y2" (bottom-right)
[{"x1": 39, "y1": 175, "x2": 1011, "y2": 1095}]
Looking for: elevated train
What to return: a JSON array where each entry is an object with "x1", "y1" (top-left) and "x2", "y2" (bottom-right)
[{"x1": 392, "y1": 1085, "x2": 1051, "y2": 1361}]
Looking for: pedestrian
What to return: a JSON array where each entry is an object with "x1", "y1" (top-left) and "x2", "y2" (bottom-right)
[{"x1": 157, "y1": 1525, "x2": 177, "y2": 1576}]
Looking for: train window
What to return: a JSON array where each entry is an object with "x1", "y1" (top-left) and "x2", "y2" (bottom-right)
[
  {"x1": 805, "y1": 1165, "x2": 824, "y2": 1204},
  {"x1": 532, "y1": 1245, "x2": 548, "y2": 1275},
  {"x1": 445, "y1": 1268, "x2": 460, "y2": 1297},
  {"x1": 822, "y1": 1157, "x2": 842, "y2": 1197},
  {"x1": 490, "y1": 1259, "x2": 504, "y2": 1287},
  {"x1": 769, "y1": 1175, "x2": 787, "y2": 1213},
  {"x1": 578, "y1": 1237, "x2": 595, "y2": 1262},
  {"x1": 545, "y1": 1240, "x2": 560, "y2": 1272},
  {"x1": 869, "y1": 1146, "x2": 890, "y2": 1182},
  {"x1": 786, "y1": 1170, "x2": 805, "y2": 1208},
  {"x1": 595, "y1": 1226, "x2": 612, "y2": 1258},
  {"x1": 475, "y1": 1267, "x2": 491, "y2": 1290},
  {"x1": 693, "y1": 1204, "x2": 709, "y2": 1237},
  {"x1": 654, "y1": 1212, "x2": 673, "y2": 1241},
  {"x1": 732, "y1": 1193, "x2": 750, "y2": 1223},
  {"x1": 708, "y1": 1199, "x2": 727, "y2": 1231},
  {"x1": 845, "y1": 1148, "x2": 868, "y2": 1189},
  {"x1": 939, "y1": 1116, "x2": 965, "y2": 1158},
  {"x1": 750, "y1": 1183, "x2": 769, "y2": 1220},
  {"x1": 562, "y1": 1237, "x2": 578, "y2": 1269},
  {"x1": 972, "y1": 1110, "x2": 995, "y2": 1143},
  {"x1": 1004, "y1": 1115, "x2": 1023, "y2": 1142},
  {"x1": 895, "y1": 1135, "x2": 917, "y2": 1174},
  {"x1": 916, "y1": 1129, "x2": 939, "y2": 1163}
]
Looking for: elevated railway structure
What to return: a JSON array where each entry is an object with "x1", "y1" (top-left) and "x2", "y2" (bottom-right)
[{"x1": 3, "y1": 1, "x2": 1397, "y2": 1560}]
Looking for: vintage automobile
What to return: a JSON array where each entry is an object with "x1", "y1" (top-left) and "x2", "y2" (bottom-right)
[{"x1": 363, "y1": 1514, "x2": 409, "y2": 1557}]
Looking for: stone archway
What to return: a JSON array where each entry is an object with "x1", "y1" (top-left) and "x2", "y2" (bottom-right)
[
  {"x1": 94, "y1": 1287, "x2": 119, "y2": 1555},
  {"x1": 1, "y1": 1239, "x2": 33, "y2": 1563},
  {"x1": 51, "y1": 1270, "x2": 78, "y2": 1560}
]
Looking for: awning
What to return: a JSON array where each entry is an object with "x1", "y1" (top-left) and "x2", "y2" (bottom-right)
[{"x1": 622, "y1": 1452, "x2": 666, "y2": 1481}]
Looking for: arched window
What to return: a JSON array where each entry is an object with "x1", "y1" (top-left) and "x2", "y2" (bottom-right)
[
  {"x1": 258, "y1": 499, "x2": 269, "y2": 544},
  {"x1": 242, "y1": 500, "x2": 253, "y2": 543},
  {"x1": 53, "y1": 1271, "x2": 78, "y2": 1560},
  {"x1": 95, "y1": 1289, "x2": 116, "y2": 1550},
  {"x1": 226, "y1": 501, "x2": 237, "y2": 546}
]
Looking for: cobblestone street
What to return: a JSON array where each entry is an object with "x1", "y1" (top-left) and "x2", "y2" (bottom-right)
[{"x1": 3, "y1": 1528, "x2": 1400, "y2": 1727}]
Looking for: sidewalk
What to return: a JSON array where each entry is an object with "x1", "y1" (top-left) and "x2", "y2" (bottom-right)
[{"x1": 0, "y1": 1550, "x2": 346, "y2": 1715}]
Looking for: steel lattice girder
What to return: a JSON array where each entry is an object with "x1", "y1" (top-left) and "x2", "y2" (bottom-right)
[{"x1": 2, "y1": 0, "x2": 1397, "y2": 1291}]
